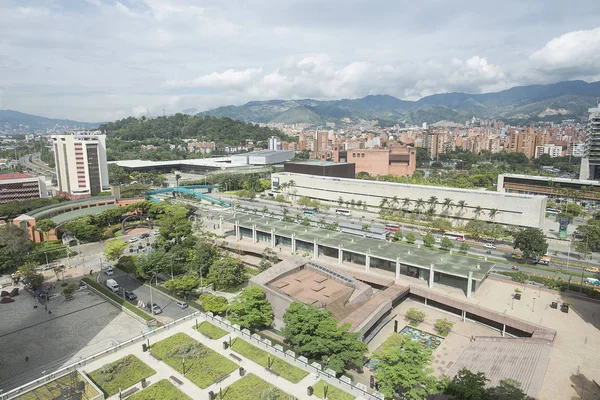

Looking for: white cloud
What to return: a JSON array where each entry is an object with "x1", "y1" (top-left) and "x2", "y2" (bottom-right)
[{"x1": 530, "y1": 27, "x2": 600, "y2": 78}]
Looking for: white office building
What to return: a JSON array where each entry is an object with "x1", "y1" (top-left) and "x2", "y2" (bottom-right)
[
  {"x1": 534, "y1": 144, "x2": 562, "y2": 159},
  {"x1": 268, "y1": 136, "x2": 282, "y2": 151},
  {"x1": 51, "y1": 132, "x2": 109, "y2": 199}
]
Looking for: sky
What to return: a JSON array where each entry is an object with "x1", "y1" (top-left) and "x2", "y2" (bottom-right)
[{"x1": 1, "y1": 0, "x2": 600, "y2": 122}]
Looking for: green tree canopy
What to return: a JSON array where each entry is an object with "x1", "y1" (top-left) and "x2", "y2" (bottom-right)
[
  {"x1": 229, "y1": 286, "x2": 273, "y2": 331},
  {"x1": 0, "y1": 224, "x2": 33, "y2": 271},
  {"x1": 207, "y1": 256, "x2": 247, "y2": 290},
  {"x1": 199, "y1": 293, "x2": 229, "y2": 314},
  {"x1": 373, "y1": 334, "x2": 439, "y2": 400},
  {"x1": 103, "y1": 239, "x2": 127, "y2": 263},
  {"x1": 423, "y1": 233, "x2": 436, "y2": 247},
  {"x1": 512, "y1": 228, "x2": 548, "y2": 261},
  {"x1": 444, "y1": 367, "x2": 488, "y2": 400},
  {"x1": 281, "y1": 302, "x2": 367, "y2": 373},
  {"x1": 164, "y1": 274, "x2": 201, "y2": 299}
]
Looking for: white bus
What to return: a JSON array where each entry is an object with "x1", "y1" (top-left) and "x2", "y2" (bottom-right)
[
  {"x1": 335, "y1": 209, "x2": 352, "y2": 216},
  {"x1": 442, "y1": 231, "x2": 466, "y2": 241}
]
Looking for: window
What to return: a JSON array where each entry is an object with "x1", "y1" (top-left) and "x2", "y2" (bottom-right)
[{"x1": 362, "y1": 153, "x2": 365, "y2": 157}]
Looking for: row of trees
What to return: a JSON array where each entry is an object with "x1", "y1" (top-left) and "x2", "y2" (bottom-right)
[{"x1": 378, "y1": 195, "x2": 500, "y2": 222}]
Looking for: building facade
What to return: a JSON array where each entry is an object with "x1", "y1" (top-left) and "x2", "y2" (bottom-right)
[
  {"x1": 0, "y1": 173, "x2": 47, "y2": 204},
  {"x1": 534, "y1": 144, "x2": 563, "y2": 158},
  {"x1": 580, "y1": 100, "x2": 600, "y2": 180},
  {"x1": 498, "y1": 173, "x2": 600, "y2": 204},
  {"x1": 333, "y1": 147, "x2": 416, "y2": 177},
  {"x1": 283, "y1": 161, "x2": 355, "y2": 179},
  {"x1": 52, "y1": 133, "x2": 109, "y2": 199},
  {"x1": 273, "y1": 172, "x2": 547, "y2": 228}
]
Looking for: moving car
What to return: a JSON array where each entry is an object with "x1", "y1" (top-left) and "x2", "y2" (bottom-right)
[
  {"x1": 146, "y1": 302, "x2": 162, "y2": 315},
  {"x1": 176, "y1": 300, "x2": 188, "y2": 309},
  {"x1": 124, "y1": 290, "x2": 137, "y2": 300},
  {"x1": 483, "y1": 243, "x2": 496, "y2": 250},
  {"x1": 585, "y1": 267, "x2": 599, "y2": 273}
]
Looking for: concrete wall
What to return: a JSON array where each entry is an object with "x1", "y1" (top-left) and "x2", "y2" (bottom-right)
[{"x1": 273, "y1": 172, "x2": 547, "y2": 228}]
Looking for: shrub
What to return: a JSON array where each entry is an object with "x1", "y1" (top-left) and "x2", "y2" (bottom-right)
[
  {"x1": 434, "y1": 319, "x2": 454, "y2": 336},
  {"x1": 405, "y1": 232, "x2": 416, "y2": 244},
  {"x1": 405, "y1": 307, "x2": 426, "y2": 325}
]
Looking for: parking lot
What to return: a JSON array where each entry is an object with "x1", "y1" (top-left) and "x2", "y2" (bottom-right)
[
  {"x1": 99, "y1": 267, "x2": 195, "y2": 321},
  {"x1": 0, "y1": 286, "x2": 146, "y2": 392}
]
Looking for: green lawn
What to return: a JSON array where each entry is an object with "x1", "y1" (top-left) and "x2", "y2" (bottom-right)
[
  {"x1": 128, "y1": 380, "x2": 191, "y2": 400},
  {"x1": 245, "y1": 266, "x2": 260, "y2": 275},
  {"x1": 151, "y1": 333, "x2": 238, "y2": 389},
  {"x1": 195, "y1": 321, "x2": 228, "y2": 339},
  {"x1": 231, "y1": 338, "x2": 308, "y2": 383},
  {"x1": 88, "y1": 355, "x2": 156, "y2": 396},
  {"x1": 220, "y1": 373, "x2": 292, "y2": 400},
  {"x1": 14, "y1": 372, "x2": 100, "y2": 400},
  {"x1": 313, "y1": 380, "x2": 355, "y2": 400}
]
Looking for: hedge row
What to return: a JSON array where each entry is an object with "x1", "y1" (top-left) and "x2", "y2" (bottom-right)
[{"x1": 82, "y1": 278, "x2": 155, "y2": 322}]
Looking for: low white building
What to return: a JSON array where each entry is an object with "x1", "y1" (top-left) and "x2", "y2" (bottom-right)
[
  {"x1": 534, "y1": 144, "x2": 563, "y2": 158},
  {"x1": 273, "y1": 172, "x2": 547, "y2": 228}
]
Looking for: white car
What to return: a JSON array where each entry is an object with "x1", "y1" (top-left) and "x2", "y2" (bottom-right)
[
  {"x1": 434, "y1": 237, "x2": 442, "y2": 244},
  {"x1": 129, "y1": 237, "x2": 139, "y2": 243},
  {"x1": 483, "y1": 243, "x2": 496, "y2": 250},
  {"x1": 152, "y1": 230, "x2": 159, "y2": 235}
]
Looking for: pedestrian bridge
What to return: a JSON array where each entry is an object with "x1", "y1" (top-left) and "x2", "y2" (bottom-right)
[{"x1": 149, "y1": 186, "x2": 230, "y2": 207}]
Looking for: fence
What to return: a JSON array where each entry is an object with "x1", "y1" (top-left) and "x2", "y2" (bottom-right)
[
  {"x1": 3, "y1": 309, "x2": 385, "y2": 400},
  {"x1": 1, "y1": 311, "x2": 201, "y2": 400},
  {"x1": 204, "y1": 312, "x2": 385, "y2": 400}
]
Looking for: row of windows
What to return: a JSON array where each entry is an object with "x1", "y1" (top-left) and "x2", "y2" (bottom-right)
[{"x1": 352, "y1": 153, "x2": 366, "y2": 158}]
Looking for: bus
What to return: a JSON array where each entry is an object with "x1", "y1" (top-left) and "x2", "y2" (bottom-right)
[
  {"x1": 385, "y1": 223, "x2": 401, "y2": 231},
  {"x1": 442, "y1": 231, "x2": 466, "y2": 241},
  {"x1": 303, "y1": 209, "x2": 316, "y2": 217},
  {"x1": 335, "y1": 209, "x2": 352, "y2": 216}
]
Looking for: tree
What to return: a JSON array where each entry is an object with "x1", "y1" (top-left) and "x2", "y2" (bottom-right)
[
  {"x1": 394, "y1": 230, "x2": 403, "y2": 242},
  {"x1": 191, "y1": 242, "x2": 220, "y2": 277},
  {"x1": 63, "y1": 283, "x2": 76, "y2": 300},
  {"x1": 281, "y1": 302, "x2": 367, "y2": 373},
  {"x1": 513, "y1": 228, "x2": 548, "y2": 262},
  {"x1": 574, "y1": 240, "x2": 591, "y2": 259},
  {"x1": 379, "y1": 198, "x2": 388, "y2": 211},
  {"x1": 338, "y1": 196, "x2": 344, "y2": 206},
  {"x1": 459, "y1": 242, "x2": 470, "y2": 253},
  {"x1": 229, "y1": 286, "x2": 273, "y2": 331},
  {"x1": 415, "y1": 198, "x2": 426, "y2": 214},
  {"x1": 473, "y1": 206, "x2": 484, "y2": 220},
  {"x1": 35, "y1": 219, "x2": 56, "y2": 240},
  {"x1": 423, "y1": 233, "x2": 436, "y2": 247},
  {"x1": 428, "y1": 196, "x2": 438, "y2": 209},
  {"x1": 199, "y1": 293, "x2": 229, "y2": 314},
  {"x1": 0, "y1": 224, "x2": 33, "y2": 271},
  {"x1": 444, "y1": 367, "x2": 488, "y2": 400},
  {"x1": 434, "y1": 318, "x2": 454, "y2": 335},
  {"x1": 108, "y1": 164, "x2": 131, "y2": 185},
  {"x1": 207, "y1": 256, "x2": 247, "y2": 290},
  {"x1": 457, "y1": 200, "x2": 467, "y2": 215},
  {"x1": 373, "y1": 335, "x2": 439, "y2": 400},
  {"x1": 135, "y1": 248, "x2": 172, "y2": 279},
  {"x1": 62, "y1": 216, "x2": 103, "y2": 242},
  {"x1": 165, "y1": 274, "x2": 201, "y2": 299},
  {"x1": 362, "y1": 223, "x2": 370, "y2": 231},
  {"x1": 442, "y1": 197, "x2": 454, "y2": 211},
  {"x1": 103, "y1": 240, "x2": 127, "y2": 263},
  {"x1": 405, "y1": 232, "x2": 416, "y2": 244},
  {"x1": 405, "y1": 307, "x2": 426, "y2": 325},
  {"x1": 441, "y1": 237, "x2": 454, "y2": 250},
  {"x1": 486, "y1": 379, "x2": 534, "y2": 400},
  {"x1": 402, "y1": 197, "x2": 412, "y2": 211},
  {"x1": 488, "y1": 208, "x2": 499, "y2": 221}
]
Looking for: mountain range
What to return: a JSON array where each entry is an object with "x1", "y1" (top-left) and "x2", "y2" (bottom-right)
[
  {"x1": 198, "y1": 80, "x2": 600, "y2": 126},
  {"x1": 0, "y1": 110, "x2": 99, "y2": 134}
]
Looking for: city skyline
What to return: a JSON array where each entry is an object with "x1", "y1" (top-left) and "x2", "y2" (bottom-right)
[{"x1": 0, "y1": 0, "x2": 599, "y2": 121}]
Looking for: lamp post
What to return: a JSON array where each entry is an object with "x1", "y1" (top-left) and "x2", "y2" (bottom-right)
[{"x1": 532, "y1": 297, "x2": 535, "y2": 312}]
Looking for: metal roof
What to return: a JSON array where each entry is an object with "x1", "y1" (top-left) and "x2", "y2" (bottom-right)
[
  {"x1": 51, "y1": 204, "x2": 117, "y2": 225},
  {"x1": 225, "y1": 214, "x2": 494, "y2": 280}
]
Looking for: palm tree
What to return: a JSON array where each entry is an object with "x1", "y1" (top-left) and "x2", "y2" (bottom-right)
[
  {"x1": 350, "y1": 199, "x2": 356, "y2": 208},
  {"x1": 402, "y1": 197, "x2": 412, "y2": 211},
  {"x1": 473, "y1": 206, "x2": 484, "y2": 220},
  {"x1": 391, "y1": 196, "x2": 400, "y2": 211},
  {"x1": 379, "y1": 198, "x2": 388, "y2": 211},
  {"x1": 488, "y1": 208, "x2": 499, "y2": 221},
  {"x1": 338, "y1": 196, "x2": 344, "y2": 206},
  {"x1": 262, "y1": 206, "x2": 269, "y2": 216},
  {"x1": 415, "y1": 198, "x2": 425, "y2": 214},
  {"x1": 442, "y1": 197, "x2": 453, "y2": 211},
  {"x1": 175, "y1": 172, "x2": 181, "y2": 187},
  {"x1": 428, "y1": 196, "x2": 438, "y2": 208},
  {"x1": 457, "y1": 200, "x2": 467, "y2": 215}
]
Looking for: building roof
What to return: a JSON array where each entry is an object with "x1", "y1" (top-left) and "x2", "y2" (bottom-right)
[
  {"x1": 246, "y1": 150, "x2": 295, "y2": 157},
  {"x1": 501, "y1": 173, "x2": 600, "y2": 186},
  {"x1": 110, "y1": 157, "x2": 247, "y2": 169},
  {"x1": 51, "y1": 204, "x2": 117, "y2": 225},
  {"x1": 0, "y1": 172, "x2": 32, "y2": 181},
  {"x1": 226, "y1": 214, "x2": 495, "y2": 280},
  {"x1": 285, "y1": 160, "x2": 353, "y2": 167}
]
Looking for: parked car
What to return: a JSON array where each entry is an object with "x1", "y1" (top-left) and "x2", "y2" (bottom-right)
[
  {"x1": 104, "y1": 267, "x2": 114, "y2": 276},
  {"x1": 511, "y1": 253, "x2": 523, "y2": 260},
  {"x1": 140, "y1": 233, "x2": 150, "y2": 239},
  {"x1": 146, "y1": 302, "x2": 162, "y2": 315},
  {"x1": 43, "y1": 264, "x2": 55, "y2": 271},
  {"x1": 483, "y1": 243, "x2": 496, "y2": 250},
  {"x1": 434, "y1": 237, "x2": 442, "y2": 244},
  {"x1": 483, "y1": 237, "x2": 495, "y2": 243},
  {"x1": 176, "y1": 300, "x2": 188, "y2": 309},
  {"x1": 129, "y1": 237, "x2": 139, "y2": 243},
  {"x1": 152, "y1": 230, "x2": 159, "y2": 235},
  {"x1": 124, "y1": 290, "x2": 137, "y2": 300},
  {"x1": 78, "y1": 280, "x2": 88, "y2": 289},
  {"x1": 585, "y1": 267, "x2": 599, "y2": 273}
]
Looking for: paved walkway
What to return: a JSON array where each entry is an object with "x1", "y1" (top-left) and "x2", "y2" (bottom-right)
[{"x1": 81, "y1": 318, "x2": 352, "y2": 400}]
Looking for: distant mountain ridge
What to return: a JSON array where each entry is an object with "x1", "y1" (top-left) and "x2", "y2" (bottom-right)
[
  {"x1": 0, "y1": 110, "x2": 99, "y2": 134},
  {"x1": 198, "y1": 80, "x2": 600, "y2": 125}
]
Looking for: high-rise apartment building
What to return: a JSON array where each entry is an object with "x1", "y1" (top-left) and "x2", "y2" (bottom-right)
[
  {"x1": 580, "y1": 99, "x2": 600, "y2": 180},
  {"x1": 52, "y1": 132, "x2": 109, "y2": 199},
  {"x1": 509, "y1": 131, "x2": 549, "y2": 159},
  {"x1": 268, "y1": 136, "x2": 281, "y2": 151}
]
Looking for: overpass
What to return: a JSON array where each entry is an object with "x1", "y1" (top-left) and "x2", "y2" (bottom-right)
[{"x1": 149, "y1": 185, "x2": 230, "y2": 207}]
